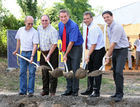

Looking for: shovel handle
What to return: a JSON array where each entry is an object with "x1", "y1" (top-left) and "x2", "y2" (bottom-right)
[
  {"x1": 41, "y1": 52, "x2": 54, "y2": 71},
  {"x1": 46, "y1": 60, "x2": 54, "y2": 71},
  {"x1": 16, "y1": 53, "x2": 39, "y2": 67},
  {"x1": 64, "y1": 61, "x2": 69, "y2": 73},
  {"x1": 83, "y1": 61, "x2": 87, "y2": 69}
]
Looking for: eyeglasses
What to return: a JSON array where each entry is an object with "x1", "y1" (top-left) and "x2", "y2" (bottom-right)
[
  {"x1": 41, "y1": 20, "x2": 48, "y2": 22},
  {"x1": 27, "y1": 23, "x2": 33, "y2": 26}
]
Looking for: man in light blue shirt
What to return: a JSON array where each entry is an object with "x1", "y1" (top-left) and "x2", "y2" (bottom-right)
[
  {"x1": 102, "y1": 11, "x2": 129, "y2": 102},
  {"x1": 81, "y1": 11, "x2": 106, "y2": 97},
  {"x1": 13, "y1": 16, "x2": 39, "y2": 97}
]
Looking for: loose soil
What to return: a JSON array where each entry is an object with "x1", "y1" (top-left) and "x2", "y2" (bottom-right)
[{"x1": 0, "y1": 61, "x2": 140, "y2": 107}]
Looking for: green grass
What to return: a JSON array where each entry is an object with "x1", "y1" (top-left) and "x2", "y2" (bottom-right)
[{"x1": 0, "y1": 57, "x2": 7, "y2": 63}]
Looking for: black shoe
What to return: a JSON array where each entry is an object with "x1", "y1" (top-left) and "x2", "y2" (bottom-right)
[
  {"x1": 40, "y1": 91, "x2": 49, "y2": 96},
  {"x1": 19, "y1": 93, "x2": 26, "y2": 95},
  {"x1": 114, "y1": 97, "x2": 122, "y2": 102},
  {"x1": 81, "y1": 90, "x2": 93, "y2": 95},
  {"x1": 90, "y1": 93, "x2": 100, "y2": 97},
  {"x1": 61, "y1": 91, "x2": 72, "y2": 96},
  {"x1": 110, "y1": 94, "x2": 117, "y2": 98},
  {"x1": 72, "y1": 92, "x2": 78, "y2": 96},
  {"x1": 28, "y1": 93, "x2": 33, "y2": 97},
  {"x1": 129, "y1": 68, "x2": 133, "y2": 70}
]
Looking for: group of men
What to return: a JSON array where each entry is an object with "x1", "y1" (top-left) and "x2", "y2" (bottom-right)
[{"x1": 13, "y1": 10, "x2": 129, "y2": 102}]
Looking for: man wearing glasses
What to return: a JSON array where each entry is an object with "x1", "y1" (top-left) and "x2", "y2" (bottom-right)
[
  {"x1": 37, "y1": 15, "x2": 59, "y2": 96},
  {"x1": 13, "y1": 16, "x2": 39, "y2": 97}
]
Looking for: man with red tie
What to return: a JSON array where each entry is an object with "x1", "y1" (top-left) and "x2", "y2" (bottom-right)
[
  {"x1": 58, "y1": 9, "x2": 83, "y2": 96},
  {"x1": 81, "y1": 11, "x2": 105, "y2": 97}
]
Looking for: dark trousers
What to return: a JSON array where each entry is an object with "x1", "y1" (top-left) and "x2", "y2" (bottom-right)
[
  {"x1": 112, "y1": 48, "x2": 128, "y2": 97},
  {"x1": 40, "y1": 47, "x2": 58, "y2": 93},
  {"x1": 66, "y1": 45, "x2": 82, "y2": 93},
  {"x1": 87, "y1": 47, "x2": 106, "y2": 93}
]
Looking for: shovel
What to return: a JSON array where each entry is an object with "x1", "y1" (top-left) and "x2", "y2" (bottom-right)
[
  {"x1": 41, "y1": 52, "x2": 63, "y2": 78},
  {"x1": 16, "y1": 53, "x2": 50, "y2": 72},
  {"x1": 63, "y1": 61, "x2": 74, "y2": 78},
  {"x1": 88, "y1": 64, "x2": 106, "y2": 77},
  {"x1": 75, "y1": 61, "x2": 88, "y2": 79},
  {"x1": 88, "y1": 56, "x2": 112, "y2": 77}
]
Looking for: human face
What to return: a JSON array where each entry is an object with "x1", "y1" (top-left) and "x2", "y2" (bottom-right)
[
  {"x1": 59, "y1": 12, "x2": 69, "y2": 24},
  {"x1": 41, "y1": 15, "x2": 50, "y2": 28},
  {"x1": 83, "y1": 14, "x2": 93, "y2": 26},
  {"x1": 25, "y1": 18, "x2": 33, "y2": 30},
  {"x1": 102, "y1": 13, "x2": 113, "y2": 25}
]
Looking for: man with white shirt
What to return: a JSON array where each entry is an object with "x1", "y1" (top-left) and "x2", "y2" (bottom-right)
[
  {"x1": 37, "y1": 15, "x2": 59, "y2": 96},
  {"x1": 134, "y1": 34, "x2": 140, "y2": 70},
  {"x1": 13, "y1": 16, "x2": 39, "y2": 97},
  {"x1": 81, "y1": 11, "x2": 106, "y2": 97}
]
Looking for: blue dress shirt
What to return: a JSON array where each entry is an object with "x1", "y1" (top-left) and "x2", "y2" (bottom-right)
[{"x1": 58, "y1": 19, "x2": 83, "y2": 46}]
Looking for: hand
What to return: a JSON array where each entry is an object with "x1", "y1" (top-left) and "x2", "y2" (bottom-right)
[
  {"x1": 13, "y1": 51, "x2": 18, "y2": 55},
  {"x1": 37, "y1": 47, "x2": 41, "y2": 51},
  {"x1": 85, "y1": 57, "x2": 89, "y2": 63},
  {"x1": 105, "y1": 58, "x2": 110, "y2": 65},
  {"x1": 63, "y1": 54, "x2": 67, "y2": 62},
  {"x1": 30, "y1": 56, "x2": 34, "y2": 64},
  {"x1": 45, "y1": 55, "x2": 50, "y2": 62}
]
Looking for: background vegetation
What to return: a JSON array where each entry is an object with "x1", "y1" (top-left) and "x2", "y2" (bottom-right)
[{"x1": 0, "y1": 0, "x2": 104, "y2": 57}]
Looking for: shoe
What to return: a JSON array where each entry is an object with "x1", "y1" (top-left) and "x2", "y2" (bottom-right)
[
  {"x1": 81, "y1": 90, "x2": 93, "y2": 95},
  {"x1": 90, "y1": 93, "x2": 100, "y2": 97},
  {"x1": 61, "y1": 91, "x2": 72, "y2": 96},
  {"x1": 72, "y1": 92, "x2": 78, "y2": 96},
  {"x1": 28, "y1": 93, "x2": 33, "y2": 97},
  {"x1": 41, "y1": 91, "x2": 49, "y2": 96},
  {"x1": 50, "y1": 93, "x2": 55, "y2": 97},
  {"x1": 19, "y1": 93, "x2": 26, "y2": 95},
  {"x1": 129, "y1": 68, "x2": 133, "y2": 70},
  {"x1": 110, "y1": 94, "x2": 117, "y2": 98},
  {"x1": 114, "y1": 97, "x2": 122, "y2": 102}
]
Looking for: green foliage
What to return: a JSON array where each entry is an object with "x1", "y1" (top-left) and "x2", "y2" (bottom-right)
[
  {"x1": 64, "y1": 0, "x2": 94, "y2": 25},
  {"x1": 2, "y1": 14, "x2": 24, "y2": 30},
  {"x1": 17, "y1": 0, "x2": 38, "y2": 20},
  {"x1": 43, "y1": 3, "x2": 66, "y2": 30},
  {"x1": 0, "y1": 28, "x2": 7, "y2": 57}
]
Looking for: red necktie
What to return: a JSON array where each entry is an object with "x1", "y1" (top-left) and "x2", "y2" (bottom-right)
[
  {"x1": 62, "y1": 25, "x2": 66, "y2": 52},
  {"x1": 85, "y1": 27, "x2": 88, "y2": 49}
]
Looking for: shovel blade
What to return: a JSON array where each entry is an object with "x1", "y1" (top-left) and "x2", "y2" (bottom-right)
[{"x1": 88, "y1": 70, "x2": 103, "y2": 77}]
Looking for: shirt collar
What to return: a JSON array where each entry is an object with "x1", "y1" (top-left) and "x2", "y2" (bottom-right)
[
  {"x1": 65, "y1": 19, "x2": 71, "y2": 26},
  {"x1": 108, "y1": 20, "x2": 115, "y2": 29},
  {"x1": 88, "y1": 21, "x2": 94, "y2": 28},
  {"x1": 41, "y1": 24, "x2": 51, "y2": 30}
]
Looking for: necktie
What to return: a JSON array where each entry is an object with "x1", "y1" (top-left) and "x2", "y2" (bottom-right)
[
  {"x1": 85, "y1": 27, "x2": 88, "y2": 49},
  {"x1": 62, "y1": 25, "x2": 66, "y2": 52}
]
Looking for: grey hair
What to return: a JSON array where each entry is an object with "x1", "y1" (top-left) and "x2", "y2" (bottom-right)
[
  {"x1": 83, "y1": 11, "x2": 93, "y2": 18},
  {"x1": 24, "y1": 16, "x2": 34, "y2": 22},
  {"x1": 41, "y1": 15, "x2": 50, "y2": 21}
]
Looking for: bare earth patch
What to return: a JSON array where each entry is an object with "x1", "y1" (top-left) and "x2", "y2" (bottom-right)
[{"x1": 0, "y1": 61, "x2": 140, "y2": 107}]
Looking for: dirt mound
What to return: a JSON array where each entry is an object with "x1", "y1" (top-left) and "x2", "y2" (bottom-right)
[
  {"x1": 0, "y1": 95, "x2": 140, "y2": 107},
  {"x1": 75, "y1": 68, "x2": 87, "y2": 79}
]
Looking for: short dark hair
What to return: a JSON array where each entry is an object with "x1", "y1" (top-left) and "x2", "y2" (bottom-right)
[
  {"x1": 59, "y1": 9, "x2": 70, "y2": 16},
  {"x1": 102, "y1": 11, "x2": 113, "y2": 16},
  {"x1": 83, "y1": 11, "x2": 93, "y2": 18}
]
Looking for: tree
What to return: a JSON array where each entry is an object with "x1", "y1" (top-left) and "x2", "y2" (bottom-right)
[
  {"x1": 17, "y1": 0, "x2": 38, "y2": 20},
  {"x1": 63, "y1": 0, "x2": 94, "y2": 25}
]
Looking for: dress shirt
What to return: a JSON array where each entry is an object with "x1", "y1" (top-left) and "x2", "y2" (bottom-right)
[
  {"x1": 107, "y1": 21, "x2": 129, "y2": 49},
  {"x1": 86, "y1": 21, "x2": 105, "y2": 50},
  {"x1": 58, "y1": 19, "x2": 83, "y2": 46},
  {"x1": 37, "y1": 24, "x2": 58, "y2": 51}
]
